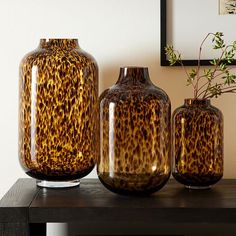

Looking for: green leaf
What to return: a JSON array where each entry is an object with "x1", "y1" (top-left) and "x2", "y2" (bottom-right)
[
  {"x1": 210, "y1": 59, "x2": 217, "y2": 65},
  {"x1": 164, "y1": 45, "x2": 180, "y2": 66},
  {"x1": 224, "y1": 74, "x2": 236, "y2": 85},
  {"x1": 233, "y1": 41, "x2": 236, "y2": 50},
  {"x1": 212, "y1": 32, "x2": 225, "y2": 49},
  {"x1": 219, "y1": 63, "x2": 227, "y2": 71},
  {"x1": 208, "y1": 83, "x2": 222, "y2": 98},
  {"x1": 189, "y1": 69, "x2": 197, "y2": 79}
]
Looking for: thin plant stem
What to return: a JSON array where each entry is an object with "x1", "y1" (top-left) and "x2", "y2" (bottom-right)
[
  {"x1": 165, "y1": 32, "x2": 236, "y2": 100},
  {"x1": 202, "y1": 45, "x2": 232, "y2": 98},
  {"x1": 196, "y1": 67, "x2": 234, "y2": 98},
  {"x1": 204, "y1": 85, "x2": 236, "y2": 99},
  {"x1": 195, "y1": 33, "x2": 212, "y2": 98},
  {"x1": 173, "y1": 50, "x2": 195, "y2": 90}
]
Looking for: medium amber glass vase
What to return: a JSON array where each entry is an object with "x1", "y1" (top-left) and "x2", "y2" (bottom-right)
[
  {"x1": 98, "y1": 67, "x2": 171, "y2": 195},
  {"x1": 19, "y1": 39, "x2": 98, "y2": 188},
  {"x1": 172, "y1": 99, "x2": 223, "y2": 189}
]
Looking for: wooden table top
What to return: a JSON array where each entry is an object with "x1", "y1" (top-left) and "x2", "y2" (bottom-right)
[{"x1": 0, "y1": 178, "x2": 236, "y2": 224}]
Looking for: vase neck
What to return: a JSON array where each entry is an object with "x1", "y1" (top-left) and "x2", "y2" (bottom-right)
[
  {"x1": 116, "y1": 67, "x2": 151, "y2": 85},
  {"x1": 39, "y1": 39, "x2": 79, "y2": 50},
  {"x1": 184, "y1": 99, "x2": 210, "y2": 106}
]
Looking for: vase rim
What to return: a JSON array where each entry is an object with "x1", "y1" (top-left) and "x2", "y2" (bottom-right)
[
  {"x1": 184, "y1": 98, "x2": 210, "y2": 106},
  {"x1": 120, "y1": 66, "x2": 148, "y2": 69},
  {"x1": 39, "y1": 39, "x2": 79, "y2": 49},
  {"x1": 40, "y1": 38, "x2": 78, "y2": 40},
  {"x1": 185, "y1": 98, "x2": 210, "y2": 100}
]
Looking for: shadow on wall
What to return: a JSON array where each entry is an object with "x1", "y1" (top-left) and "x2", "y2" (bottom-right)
[{"x1": 99, "y1": 65, "x2": 118, "y2": 93}]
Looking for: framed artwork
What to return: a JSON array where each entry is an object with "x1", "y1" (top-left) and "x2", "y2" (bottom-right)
[
  {"x1": 219, "y1": 0, "x2": 236, "y2": 14},
  {"x1": 160, "y1": 0, "x2": 236, "y2": 66}
]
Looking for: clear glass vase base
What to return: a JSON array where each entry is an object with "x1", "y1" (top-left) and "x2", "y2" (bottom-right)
[
  {"x1": 185, "y1": 185, "x2": 211, "y2": 190},
  {"x1": 37, "y1": 180, "x2": 80, "y2": 188}
]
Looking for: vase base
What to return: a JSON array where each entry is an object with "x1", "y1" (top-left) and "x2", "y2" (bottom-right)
[
  {"x1": 37, "y1": 179, "x2": 80, "y2": 188},
  {"x1": 185, "y1": 185, "x2": 211, "y2": 190}
]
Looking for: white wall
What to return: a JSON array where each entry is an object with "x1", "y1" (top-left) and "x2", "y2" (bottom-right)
[{"x1": 0, "y1": 0, "x2": 236, "y2": 235}]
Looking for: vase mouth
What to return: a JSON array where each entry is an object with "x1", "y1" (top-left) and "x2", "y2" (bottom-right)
[
  {"x1": 120, "y1": 66, "x2": 149, "y2": 74},
  {"x1": 120, "y1": 66, "x2": 148, "y2": 69},
  {"x1": 39, "y1": 39, "x2": 79, "y2": 49},
  {"x1": 184, "y1": 98, "x2": 210, "y2": 106},
  {"x1": 117, "y1": 66, "x2": 151, "y2": 85}
]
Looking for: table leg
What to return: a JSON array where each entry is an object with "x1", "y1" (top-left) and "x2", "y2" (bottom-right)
[
  {"x1": 0, "y1": 222, "x2": 30, "y2": 236},
  {"x1": 29, "y1": 223, "x2": 46, "y2": 236}
]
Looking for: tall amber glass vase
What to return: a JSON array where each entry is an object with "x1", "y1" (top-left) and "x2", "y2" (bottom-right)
[
  {"x1": 172, "y1": 99, "x2": 223, "y2": 189},
  {"x1": 19, "y1": 39, "x2": 98, "y2": 188},
  {"x1": 98, "y1": 67, "x2": 171, "y2": 195}
]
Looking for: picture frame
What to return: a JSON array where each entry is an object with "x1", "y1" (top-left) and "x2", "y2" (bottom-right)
[{"x1": 160, "y1": 0, "x2": 236, "y2": 66}]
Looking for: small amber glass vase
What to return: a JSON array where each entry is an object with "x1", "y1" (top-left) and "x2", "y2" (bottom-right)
[
  {"x1": 172, "y1": 99, "x2": 223, "y2": 189},
  {"x1": 98, "y1": 67, "x2": 171, "y2": 195},
  {"x1": 19, "y1": 39, "x2": 99, "y2": 188}
]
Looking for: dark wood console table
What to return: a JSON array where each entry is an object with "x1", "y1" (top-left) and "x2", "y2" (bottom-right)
[{"x1": 1, "y1": 178, "x2": 236, "y2": 236}]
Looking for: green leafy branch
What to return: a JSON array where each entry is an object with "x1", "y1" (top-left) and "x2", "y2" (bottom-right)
[{"x1": 165, "y1": 32, "x2": 236, "y2": 99}]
